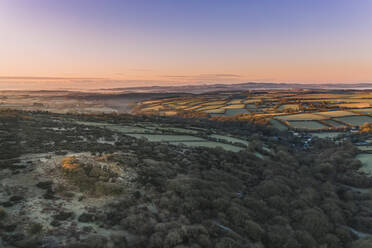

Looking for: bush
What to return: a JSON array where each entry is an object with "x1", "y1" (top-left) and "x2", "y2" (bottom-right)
[
  {"x1": 28, "y1": 222, "x2": 43, "y2": 235},
  {"x1": 0, "y1": 208, "x2": 6, "y2": 220},
  {"x1": 301, "y1": 208, "x2": 330, "y2": 240},
  {"x1": 164, "y1": 228, "x2": 183, "y2": 248},
  {"x1": 244, "y1": 220, "x2": 263, "y2": 241}
]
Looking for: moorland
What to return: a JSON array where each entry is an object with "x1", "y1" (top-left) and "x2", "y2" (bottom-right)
[{"x1": 0, "y1": 88, "x2": 372, "y2": 248}]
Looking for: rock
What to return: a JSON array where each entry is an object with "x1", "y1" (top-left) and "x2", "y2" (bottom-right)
[
  {"x1": 78, "y1": 213, "x2": 94, "y2": 223},
  {"x1": 36, "y1": 181, "x2": 53, "y2": 190},
  {"x1": 54, "y1": 211, "x2": 74, "y2": 221}
]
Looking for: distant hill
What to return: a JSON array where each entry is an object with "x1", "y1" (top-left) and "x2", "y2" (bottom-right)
[{"x1": 100, "y1": 82, "x2": 372, "y2": 94}]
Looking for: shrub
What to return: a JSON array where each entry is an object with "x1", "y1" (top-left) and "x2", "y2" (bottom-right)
[
  {"x1": 0, "y1": 208, "x2": 6, "y2": 220},
  {"x1": 301, "y1": 209, "x2": 330, "y2": 240},
  {"x1": 244, "y1": 220, "x2": 264, "y2": 241},
  {"x1": 164, "y1": 228, "x2": 183, "y2": 248},
  {"x1": 28, "y1": 222, "x2": 43, "y2": 235},
  {"x1": 295, "y1": 230, "x2": 318, "y2": 248}
]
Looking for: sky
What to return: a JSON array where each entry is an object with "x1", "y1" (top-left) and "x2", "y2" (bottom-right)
[{"x1": 0, "y1": 0, "x2": 371, "y2": 90}]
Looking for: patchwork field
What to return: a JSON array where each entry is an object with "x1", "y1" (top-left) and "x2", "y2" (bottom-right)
[
  {"x1": 135, "y1": 90, "x2": 372, "y2": 131},
  {"x1": 75, "y1": 120, "x2": 245, "y2": 152}
]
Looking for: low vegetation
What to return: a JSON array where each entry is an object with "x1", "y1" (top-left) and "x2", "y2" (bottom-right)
[{"x1": 0, "y1": 109, "x2": 371, "y2": 247}]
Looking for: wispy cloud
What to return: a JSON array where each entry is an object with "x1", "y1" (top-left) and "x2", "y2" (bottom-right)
[
  {"x1": 161, "y1": 73, "x2": 242, "y2": 81},
  {"x1": 0, "y1": 76, "x2": 107, "y2": 81}
]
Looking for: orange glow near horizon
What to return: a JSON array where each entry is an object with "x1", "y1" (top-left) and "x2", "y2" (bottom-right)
[{"x1": 0, "y1": 0, "x2": 371, "y2": 90}]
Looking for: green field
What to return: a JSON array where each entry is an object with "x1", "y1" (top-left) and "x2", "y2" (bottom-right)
[
  {"x1": 323, "y1": 119, "x2": 347, "y2": 128},
  {"x1": 278, "y1": 104, "x2": 300, "y2": 111},
  {"x1": 357, "y1": 146, "x2": 372, "y2": 151},
  {"x1": 310, "y1": 132, "x2": 343, "y2": 139},
  {"x1": 224, "y1": 109, "x2": 249, "y2": 116},
  {"x1": 222, "y1": 104, "x2": 246, "y2": 109},
  {"x1": 126, "y1": 134, "x2": 205, "y2": 142},
  {"x1": 269, "y1": 119, "x2": 288, "y2": 131},
  {"x1": 288, "y1": 120, "x2": 327, "y2": 130},
  {"x1": 352, "y1": 108, "x2": 372, "y2": 114},
  {"x1": 336, "y1": 116, "x2": 372, "y2": 126},
  {"x1": 169, "y1": 141, "x2": 243, "y2": 152},
  {"x1": 210, "y1": 134, "x2": 250, "y2": 146},
  {"x1": 276, "y1": 113, "x2": 327, "y2": 121},
  {"x1": 356, "y1": 154, "x2": 372, "y2": 175},
  {"x1": 317, "y1": 110, "x2": 357, "y2": 117}
]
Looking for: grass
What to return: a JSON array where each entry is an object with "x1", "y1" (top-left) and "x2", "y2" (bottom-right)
[
  {"x1": 162, "y1": 111, "x2": 178, "y2": 116},
  {"x1": 169, "y1": 141, "x2": 243, "y2": 152},
  {"x1": 336, "y1": 116, "x2": 372, "y2": 127},
  {"x1": 141, "y1": 105, "x2": 164, "y2": 111},
  {"x1": 153, "y1": 126, "x2": 199, "y2": 134},
  {"x1": 310, "y1": 132, "x2": 343, "y2": 139},
  {"x1": 317, "y1": 110, "x2": 357, "y2": 117},
  {"x1": 278, "y1": 104, "x2": 300, "y2": 111},
  {"x1": 210, "y1": 134, "x2": 250, "y2": 146},
  {"x1": 126, "y1": 134, "x2": 205, "y2": 142},
  {"x1": 197, "y1": 105, "x2": 225, "y2": 111},
  {"x1": 269, "y1": 119, "x2": 288, "y2": 131},
  {"x1": 224, "y1": 109, "x2": 249, "y2": 116},
  {"x1": 357, "y1": 146, "x2": 372, "y2": 151},
  {"x1": 356, "y1": 154, "x2": 372, "y2": 175},
  {"x1": 287, "y1": 94, "x2": 347, "y2": 99},
  {"x1": 276, "y1": 113, "x2": 327, "y2": 121},
  {"x1": 336, "y1": 103, "x2": 370, "y2": 108},
  {"x1": 244, "y1": 99, "x2": 260, "y2": 104},
  {"x1": 288, "y1": 121, "x2": 327, "y2": 130},
  {"x1": 323, "y1": 120, "x2": 347, "y2": 128},
  {"x1": 204, "y1": 108, "x2": 225, "y2": 114},
  {"x1": 223, "y1": 104, "x2": 246, "y2": 109},
  {"x1": 352, "y1": 108, "x2": 372, "y2": 114},
  {"x1": 228, "y1": 99, "x2": 243, "y2": 104}
]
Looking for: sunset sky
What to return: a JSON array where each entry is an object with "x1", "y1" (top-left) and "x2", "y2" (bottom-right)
[{"x1": 1, "y1": 0, "x2": 372, "y2": 90}]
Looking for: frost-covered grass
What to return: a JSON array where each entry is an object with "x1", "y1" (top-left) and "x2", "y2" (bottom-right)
[
  {"x1": 210, "y1": 134, "x2": 249, "y2": 146},
  {"x1": 126, "y1": 134, "x2": 205, "y2": 142},
  {"x1": 356, "y1": 154, "x2": 372, "y2": 175},
  {"x1": 336, "y1": 116, "x2": 372, "y2": 126},
  {"x1": 169, "y1": 141, "x2": 243, "y2": 152},
  {"x1": 288, "y1": 121, "x2": 327, "y2": 130}
]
